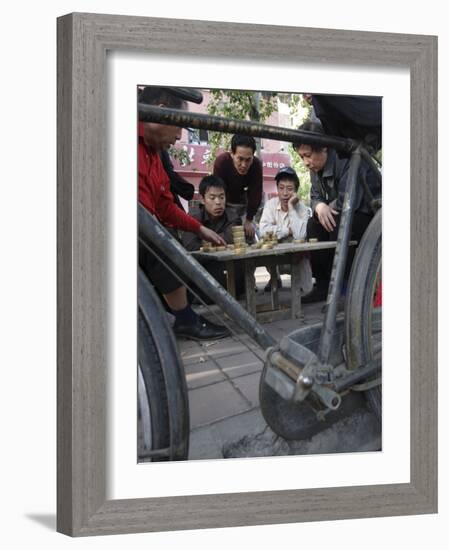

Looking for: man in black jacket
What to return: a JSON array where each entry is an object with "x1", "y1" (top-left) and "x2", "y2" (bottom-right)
[
  {"x1": 293, "y1": 120, "x2": 381, "y2": 303},
  {"x1": 159, "y1": 149, "x2": 195, "y2": 211}
]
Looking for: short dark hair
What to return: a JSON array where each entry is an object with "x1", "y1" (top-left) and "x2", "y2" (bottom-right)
[
  {"x1": 138, "y1": 86, "x2": 187, "y2": 109},
  {"x1": 292, "y1": 120, "x2": 326, "y2": 152},
  {"x1": 199, "y1": 175, "x2": 227, "y2": 197},
  {"x1": 230, "y1": 135, "x2": 256, "y2": 154},
  {"x1": 274, "y1": 166, "x2": 300, "y2": 191}
]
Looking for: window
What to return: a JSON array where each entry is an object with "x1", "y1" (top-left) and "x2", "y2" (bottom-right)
[{"x1": 188, "y1": 128, "x2": 209, "y2": 144}]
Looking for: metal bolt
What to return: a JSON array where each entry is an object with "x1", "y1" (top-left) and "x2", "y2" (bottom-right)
[{"x1": 300, "y1": 375, "x2": 314, "y2": 389}]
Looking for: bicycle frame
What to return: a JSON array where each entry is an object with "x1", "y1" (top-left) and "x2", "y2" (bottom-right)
[{"x1": 138, "y1": 104, "x2": 382, "y2": 412}]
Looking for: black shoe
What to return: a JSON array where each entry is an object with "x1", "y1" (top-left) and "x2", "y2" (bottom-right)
[
  {"x1": 264, "y1": 278, "x2": 282, "y2": 292},
  {"x1": 301, "y1": 286, "x2": 328, "y2": 304},
  {"x1": 173, "y1": 315, "x2": 230, "y2": 341}
]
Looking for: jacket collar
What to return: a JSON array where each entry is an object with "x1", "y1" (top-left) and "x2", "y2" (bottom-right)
[{"x1": 322, "y1": 148, "x2": 337, "y2": 178}]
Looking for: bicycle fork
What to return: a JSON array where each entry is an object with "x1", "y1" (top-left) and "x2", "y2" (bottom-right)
[{"x1": 265, "y1": 146, "x2": 380, "y2": 412}]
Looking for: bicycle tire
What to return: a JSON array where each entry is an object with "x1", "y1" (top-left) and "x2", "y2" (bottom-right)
[
  {"x1": 138, "y1": 310, "x2": 170, "y2": 460},
  {"x1": 137, "y1": 269, "x2": 190, "y2": 461},
  {"x1": 345, "y1": 208, "x2": 382, "y2": 420}
]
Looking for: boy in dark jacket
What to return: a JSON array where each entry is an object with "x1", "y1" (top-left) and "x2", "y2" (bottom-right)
[{"x1": 182, "y1": 175, "x2": 245, "y2": 301}]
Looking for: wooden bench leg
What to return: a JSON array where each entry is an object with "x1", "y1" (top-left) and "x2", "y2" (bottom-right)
[
  {"x1": 291, "y1": 254, "x2": 302, "y2": 320},
  {"x1": 225, "y1": 260, "x2": 236, "y2": 298},
  {"x1": 244, "y1": 259, "x2": 256, "y2": 318},
  {"x1": 269, "y1": 264, "x2": 280, "y2": 310}
]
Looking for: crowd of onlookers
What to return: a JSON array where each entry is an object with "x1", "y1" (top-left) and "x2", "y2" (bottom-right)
[{"x1": 138, "y1": 86, "x2": 381, "y2": 341}]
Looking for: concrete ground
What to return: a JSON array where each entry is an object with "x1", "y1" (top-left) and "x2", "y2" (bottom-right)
[{"x1": 179, "y1": 268, "x2": 381, "y2": 460}]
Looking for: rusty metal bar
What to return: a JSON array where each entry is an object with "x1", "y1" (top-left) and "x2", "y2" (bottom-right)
[{"x1": 138, "y1": 104, "x2": 357, "y2": 154}]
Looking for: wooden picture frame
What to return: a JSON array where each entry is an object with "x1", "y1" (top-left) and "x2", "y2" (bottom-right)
[{"x1": 57, "y1": 12, "x2": 437, "y2": 536}]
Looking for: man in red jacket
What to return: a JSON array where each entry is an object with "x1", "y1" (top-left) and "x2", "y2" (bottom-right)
[{"x1": 139, "y1": 86, "x2": 229, "y2": 340}]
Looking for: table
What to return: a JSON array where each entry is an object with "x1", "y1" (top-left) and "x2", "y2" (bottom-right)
[{"x1": 192, "y1": 241, "x2": 354, "y2": 321}]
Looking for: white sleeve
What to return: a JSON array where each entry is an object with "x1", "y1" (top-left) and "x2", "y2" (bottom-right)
[
  {"x1": 259, "y1": 200, "x2": 278, "y2": 236},
  {"x1": 288, "y1": 203, "x2": 310, "y2": 239}
]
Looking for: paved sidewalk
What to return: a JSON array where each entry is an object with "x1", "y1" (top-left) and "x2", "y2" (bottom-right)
[{"x1": 179, "y1": 269, "x2": 381, "y2": 460}]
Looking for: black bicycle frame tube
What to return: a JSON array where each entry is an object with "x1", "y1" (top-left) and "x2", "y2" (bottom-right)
[
  {"x1": 138, "y1": 104, "x2": 357, "y2": 154},
  {"x1": 318, "y1": 147, "x2": 362, "y2": 365},
  {"x1": 360, "y1": 148, "x2": 382, "y2": 183},
  {"x1": 138, "y1": 204, "x2": 276, "y2": 351}
]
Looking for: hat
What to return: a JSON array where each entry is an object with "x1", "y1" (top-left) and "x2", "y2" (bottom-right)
[
  {"x1": 274, "y1": 166, "x2": 299, "y2": 186},
  {"x1": 139, "y1": 86, "x2": 203, "y2": 105}
]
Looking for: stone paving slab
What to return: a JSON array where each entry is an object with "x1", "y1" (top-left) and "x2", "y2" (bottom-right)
[
  {"x1": 188, "y1": 426, "x2": 224, "y2": 460},
  {"x1": 195, "y1": 338, "x2": 253, "y2": 360},
  {"x1": 189, "y1": 407, "x2": 268, "y2": 460},
  {"x1": 184, "y1": 359, "x2": 226, "y2": 390},
  {"x1": 230, "y1": 372, "x2": 261, "y2": 408},
  {"x1": 179, "y1": 346, "x2": 208, "y2": 366},
  {"x1": 188, "y1": 379, "x2": 252, "y2": 429},
  {"x1": 214, "y1": 350, "x2": 263, "y2": 378}
]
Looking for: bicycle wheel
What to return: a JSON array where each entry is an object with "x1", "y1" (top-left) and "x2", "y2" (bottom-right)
[
  {"x1": 138, "y1": 310, "x2": 170, "y2": 460},
  {"x1": 345, "y1": 208, "x2": 382, "y2": 420},
  {"x1": 137, "y1": 269, "x2": 190, "y2": 461}
]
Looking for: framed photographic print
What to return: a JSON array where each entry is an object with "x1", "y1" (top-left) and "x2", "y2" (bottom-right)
[{"x1": 57, "y1": 12, "x2": 437, "y2": 536}]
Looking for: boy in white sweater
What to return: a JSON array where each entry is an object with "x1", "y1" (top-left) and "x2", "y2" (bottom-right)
[{"x1": 259, "y1": 166, "x2": 313, "y2": 294}]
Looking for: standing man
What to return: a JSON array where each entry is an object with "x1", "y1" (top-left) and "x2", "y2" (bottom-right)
[
  {"x1": 293, "y1": 120, "x2": 381, "y2": 303},
  {"x1": 139, "y1": 86, "x2": 229, "y2": 340},
  {"x1": 213, "y1": 134, "x2": 263, "y2": 241}
]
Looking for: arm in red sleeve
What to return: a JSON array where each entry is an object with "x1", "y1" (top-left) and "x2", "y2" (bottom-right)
[
  {"x1": 156, "y1": 189, "x2": 201, "y2": 233},
  {"x1": 138, "y1": 144, "x2": 201, "y2": 234}
]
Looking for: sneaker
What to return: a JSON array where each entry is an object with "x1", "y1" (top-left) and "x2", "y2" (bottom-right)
[
  {"x1": 173, "y1": 315, "x2": 230, "y2": 341},
  {"x1": 264, "y1": 278, "x2": 282, "y2": 292}
]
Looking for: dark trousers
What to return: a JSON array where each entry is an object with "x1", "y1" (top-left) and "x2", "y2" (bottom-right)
[
  {"x1": 188, "y1": 259, "x2": 245, "y2": 304},
  {"x1": 139, "y1": 228, "x2": 244, "y2": 305},
  {"x1": 306, "y1": 211, "x2": 373, "y2": 290}
]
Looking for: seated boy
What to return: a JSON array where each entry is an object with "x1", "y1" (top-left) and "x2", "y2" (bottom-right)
[
  {"x1": 259, "y1": 166, "x2": 313, "y2": 294},
  {"x1": 182, "y1": 175, "x2": 245, "y2": 301}
]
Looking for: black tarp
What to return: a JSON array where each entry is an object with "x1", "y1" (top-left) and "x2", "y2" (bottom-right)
[{"x1": 312, "y1": 95, "x2": 382, "y2": 151}]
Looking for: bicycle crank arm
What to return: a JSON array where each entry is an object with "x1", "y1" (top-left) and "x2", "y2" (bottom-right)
[
  {"x1": 268, "y1": 351, "x2": 342, "y2": 410},
  {"x1": 333, "y1": 358, "x2": 381, "y2": 393}
]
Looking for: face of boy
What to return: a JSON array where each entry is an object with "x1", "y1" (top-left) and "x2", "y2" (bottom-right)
[
  {"x1": 277, "y1": 178, "x2": 297, "y2": 208},
  {"x1": 202, "y1": 186, "x2": 226, "y2": 219}
]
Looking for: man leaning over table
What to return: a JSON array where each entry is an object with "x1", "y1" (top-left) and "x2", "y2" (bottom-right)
[
  {"x1": 138, "y1": 85, "x2": 229, "y2": 341},
  {"x1": 213, "y1": 134, "x2": 263, "y2": 241},
  {"x1": 292, "y1": 119, "x2": 380, "y2": 303},
  {"x1": 259, "y1": 166, "x2": 313, "y2": 295}
]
